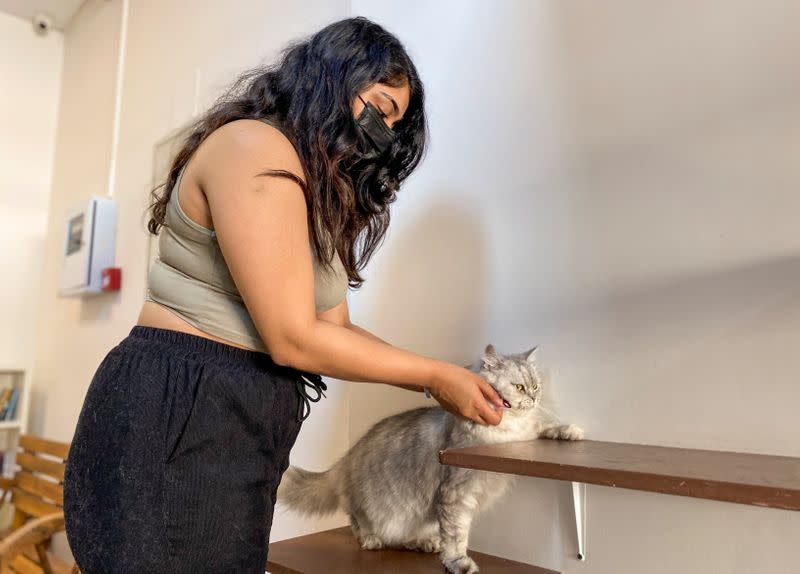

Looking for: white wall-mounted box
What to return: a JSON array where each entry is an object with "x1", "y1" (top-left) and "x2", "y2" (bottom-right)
[{"x1": 58, "y1": 196, "x2": 117, "y2": 297}]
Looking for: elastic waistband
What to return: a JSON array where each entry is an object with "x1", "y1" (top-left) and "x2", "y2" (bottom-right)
[
  {"x1": 125, "y1": 325, "x2": 276, "y2": 368},
  {"x1": 125, "y1": 325, "x2": 327, "y2": 423}
]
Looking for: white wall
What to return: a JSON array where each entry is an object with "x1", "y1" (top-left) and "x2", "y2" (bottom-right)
[
  {"x1": 347, "y1": 1, "x2": 800, "y2": 573},
  {"x1": 30, "y1": 0, "x2": 800, "y2": 571},
  {"x1": 0, "y1": 12, "x2": 63, "y2": 369}
]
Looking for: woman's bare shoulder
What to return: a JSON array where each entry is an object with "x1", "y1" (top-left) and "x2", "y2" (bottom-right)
[{"x1": 197, "y1": 118, "x2": 306, "y2": 192}]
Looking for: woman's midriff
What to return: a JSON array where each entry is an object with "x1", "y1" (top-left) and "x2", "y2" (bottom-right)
[{"x1": 136, "y1": 300, "x2": 263, "y2": 352}]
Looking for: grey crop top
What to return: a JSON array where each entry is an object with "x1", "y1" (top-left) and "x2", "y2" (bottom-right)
[{"x1": 145, "y1": 125, "x2": 348, "y2": 355}]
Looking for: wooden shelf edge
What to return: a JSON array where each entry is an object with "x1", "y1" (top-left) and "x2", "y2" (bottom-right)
[
  {"x1": 439, "y1": 439, "x2": 800, "y2": 512},
  {"x1": 267, "y1": 526, "x2": 559, "y2": 574}
]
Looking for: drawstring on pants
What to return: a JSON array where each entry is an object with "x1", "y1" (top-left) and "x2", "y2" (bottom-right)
[{"x1": 294, "y1": 371, "x2": 327, "y2": 422}]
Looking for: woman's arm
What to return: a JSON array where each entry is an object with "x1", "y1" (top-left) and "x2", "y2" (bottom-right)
[
  {"x1": 317, "y1": 298, "x2": 424, "y2": 392},
  {"x1": 201, "y1": 121, "x2": 446, "y2": 390},
  {"x1": 346, "y1": 324, "x2": 424, "y2": 392},
  {"x1": 197, "y1": 120, "x2": 504, "y2": 428}
]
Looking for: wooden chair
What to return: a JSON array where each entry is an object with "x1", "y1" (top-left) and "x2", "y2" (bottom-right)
[{"x1": 0, "y1": 434, "x2": 75, "y2": 574}]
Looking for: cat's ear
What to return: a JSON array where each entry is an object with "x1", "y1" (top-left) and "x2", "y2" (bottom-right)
[
  {"x1": 524, "y1": 346, "x2": 539, "y2": 364},
  {"x1": 481, "y1": 343, "x2": 503, "y2": 370}
]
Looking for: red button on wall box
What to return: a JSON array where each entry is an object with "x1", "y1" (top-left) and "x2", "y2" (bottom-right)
[{"x1": 101, "y1": 267, "x2": 122, "y2": 291}]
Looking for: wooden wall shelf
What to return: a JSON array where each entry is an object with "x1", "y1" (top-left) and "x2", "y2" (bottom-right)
[
  {"x1": 266, "y1": 440, "x2": 799, "y2": 570},
  {"x1": 439, "y1": 439, "x2": 800, "y2": 511},
  {"x1": 266, "y1": 526, "x2": 558, "y2": 574}
]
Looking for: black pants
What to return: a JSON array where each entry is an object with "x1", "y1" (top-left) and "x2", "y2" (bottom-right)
[{"x1": 64, "y1": 325, "x2": 317, "y2": 573}]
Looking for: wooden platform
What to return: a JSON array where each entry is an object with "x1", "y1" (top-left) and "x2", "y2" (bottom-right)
[
  {"x1": 266, "y1": 526, "x2": 558, "y2": 574},
  {"x1": 439, "y1": 439, "x2": 800, "y2": 511}
]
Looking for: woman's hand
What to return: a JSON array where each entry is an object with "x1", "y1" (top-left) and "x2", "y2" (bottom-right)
[{"x1": 429, "y1": 363, "x2": 506, "y2": 426}]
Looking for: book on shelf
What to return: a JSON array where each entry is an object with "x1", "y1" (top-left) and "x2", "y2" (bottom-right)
[
  {"x1": 0, "y1": 388, "x2": 11, "y2": 419},
  {"x1": 2, "y1": 388, "x2": 19, "y2": 421}
]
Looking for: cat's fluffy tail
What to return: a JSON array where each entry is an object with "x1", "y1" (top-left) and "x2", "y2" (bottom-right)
[{"x1": 276, "y1": 463, "x2": 341, "y2": 517}]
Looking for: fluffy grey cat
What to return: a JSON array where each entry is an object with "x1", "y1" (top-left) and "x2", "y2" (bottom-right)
[{"x1": 276, "y1": 343, "x2": 584, "y2": 574}]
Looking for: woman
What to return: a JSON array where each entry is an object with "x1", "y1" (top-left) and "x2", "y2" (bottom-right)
[{"x1": 63, "y1": 16, "x2": 505, "y2": 574}]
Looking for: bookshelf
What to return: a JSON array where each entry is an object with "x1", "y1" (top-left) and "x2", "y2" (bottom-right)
[{"x1": 0, "y1": 368, "x2": 31, "y2": 478}]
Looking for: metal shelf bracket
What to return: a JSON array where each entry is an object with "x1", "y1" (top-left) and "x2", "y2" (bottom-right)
[{"x1": 572, "y1": 481, "x2": 587, "y2": 561}]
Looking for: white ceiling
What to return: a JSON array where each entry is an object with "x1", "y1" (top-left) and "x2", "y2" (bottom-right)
[{"x1": 0, "y1": 0, "x2": 85, "y2": 31}]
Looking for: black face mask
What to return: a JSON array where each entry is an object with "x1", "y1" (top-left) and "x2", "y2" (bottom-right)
[{"x1": 355, "y1": 94, "x2": 395, "y2": 159}]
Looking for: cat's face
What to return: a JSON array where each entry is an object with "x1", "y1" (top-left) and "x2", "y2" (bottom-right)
[{"x1": 478, "y1": 344, "x2": 543, "y2": 411}]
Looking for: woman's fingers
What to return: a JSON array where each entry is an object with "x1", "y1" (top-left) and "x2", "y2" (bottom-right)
[
  {"x1": 478, "y1": 377, "x2": 504, "y2": 407},
  {"x1": 487, "y1": 406, "x2": 503, "y2": 425},
  {"x1": 478, "y1": 410, "x2": 501, "y2": 426},
  {"x1": 476, "y1": 402, "x2": 502, "y2": 426}
]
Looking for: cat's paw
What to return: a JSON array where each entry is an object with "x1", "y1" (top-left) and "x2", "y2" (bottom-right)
[
  {"x1": 442, "y1": 554, "x2": 480, "y2": 574},
  {"x1": 424, "y1": 536, "x2": 442, "y2": 553},
  {"x1": 403, "y1": 536, "x2": 441, "y2": 553},
  {"x1": 540, "y1": 424, "x2": 584, "y2": 441},
  {"x1": 358, "y1": 533, "x2": 385, "y2": 550},
  {"x1": 560, "y1": 424, "x2": 584, "y2": 440}
]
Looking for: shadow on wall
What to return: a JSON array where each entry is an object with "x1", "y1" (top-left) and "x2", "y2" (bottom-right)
[
  {"x1": 492, "y1": 0, "x2": 800, "y2": 459},
  {"x1": 527, "y1": 252, "x2": 800, "y2": 456},
  {"x1": 348, "y1": 191, "x2": 490, "y2": 442}
]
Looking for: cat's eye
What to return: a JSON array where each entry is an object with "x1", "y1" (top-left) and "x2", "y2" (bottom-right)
[
  {"x1": 532, "y1": 383, "x2": 540, "y2": 392},
  {"x1": 514, "y1": 384, "x2": 525, "y2": 392}
]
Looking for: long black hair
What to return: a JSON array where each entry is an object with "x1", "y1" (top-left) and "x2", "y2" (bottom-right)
[{"x1": 146, "y1": 16, "x2": 427, "y2": 288}]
